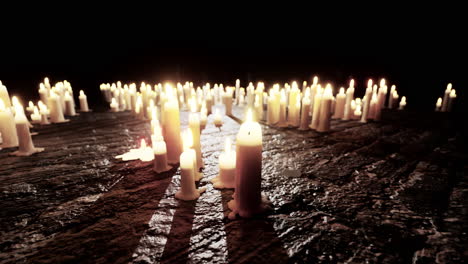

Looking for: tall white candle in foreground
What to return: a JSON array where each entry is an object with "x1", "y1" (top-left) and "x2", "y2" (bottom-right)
[
  {"x1": 79, "y1": 90, "x2": 90, "y2": 112},
  {"x1": 175, "y1": 129, "x2": 204, "y2": 201},
  {"x1": 343, "y1": 80, "x2": 355, "y2": 120},
  {"x1": 0, "y1": 82, "x2": 12, "y2": 108},
  {"x1": 49, "y1": 92, "x2": 67, "y2": 123},
  {"x1": 12, "y1": 104, "x2": 44, "y2": 156},
  {"x1": 163, "y1": 92, "x2": 183, "y2": 164},
  {"x1": 0, "y1": 99, "x2": 19, "y2": 148},
  {"x1": 332, "y1": 88, "x2": 346, "y2": 119},
  {"x1": 212, "y1": 137, "x2": 236, "y2": 189},
  {"x1": 398, "y1": 96, "x2": 407, "y2": 110},
  {"x1": 317, "y1": 85, "x2": 333, "y2": 132},
  {"x1": 188, "y1": 99, "x2": 203, "y2": 174},
  {"x1": 229, "y1": 109, "x2": 263, "y2": 218}
]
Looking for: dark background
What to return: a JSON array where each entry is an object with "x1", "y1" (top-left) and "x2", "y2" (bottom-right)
[{"x1": 1, "y1": 15, "x2": 466, "y2": 112}]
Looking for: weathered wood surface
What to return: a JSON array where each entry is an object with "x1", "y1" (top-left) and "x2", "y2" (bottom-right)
[{"x1": 0, "y1": 106, "x2": 466, "y2": 263}]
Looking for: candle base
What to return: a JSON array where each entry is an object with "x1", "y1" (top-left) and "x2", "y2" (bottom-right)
[
  {"x1": 227, "y1": 194, "x2": 271, "y2": 219},
  {"x1": 10, "y1": 147, "x2": 45, "y2": 157},
  {"x1": 79, "y1": 109, "x2": 92, "y2": 112},
  {"x1": 175, "y1": 186, "x2": 206, "y2": 201},
  {"x1": 276, "y1": 121, "x2": 288, "y2": 128},
  {"x1": 211, "y1": 175, "x2": 235, "y2": 189}
]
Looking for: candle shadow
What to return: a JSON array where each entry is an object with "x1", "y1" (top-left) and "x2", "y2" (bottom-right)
[
  {"x1": 220, "y1": 189, "x2": 290, "y2": 264},
  {"x1": 27, "y1": 162, "x2": 178, "y2": 264}
]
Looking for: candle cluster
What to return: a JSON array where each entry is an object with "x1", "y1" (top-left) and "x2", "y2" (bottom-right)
[{"x1": 435, "y1": 83, "x2": 457, "y2": 112}]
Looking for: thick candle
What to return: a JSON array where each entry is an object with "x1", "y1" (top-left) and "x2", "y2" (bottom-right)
[
  {"x1": 0, "y1": 82, "x2": 12, "y2": 108},
  {"x1": 288, "y1": 93, "x2": 301, "y2": 127},
  {"x1": 310, "y1": 85, "x2": 323, "y2": 129},
  {"x1": 435, "y1": 97, "x2": 442, "y2": 111},
  {"x1": 317, "y1": 85, "x2": 333, "y2": 132},
  {"x1": 64, "y1": 91, "x2": 76, "y2": 116},
  {"x1": 299, "y1": 91, "x2": 311, "y2": 130},
  {"x1": 49, "y1": 92, "x2": 67, "y2": 123},
  {"x1": 163, "y1": 95, "x2": 182, "y2": 164},
  {"x1": 213, "y1": 108, "x2": 223, "y2": 128},
  {"x1": 447, "y1": 89, "x2": 456, "y2": 112},
  {"x1": 332, "y1": 87, "x2": 346, "y2": 119},
  {"x1": 399, "y1": 96, "x2": 407, "y2": 110},
  {"x1": 153, "y1": 139, "x2": 172, "y2": 173}
]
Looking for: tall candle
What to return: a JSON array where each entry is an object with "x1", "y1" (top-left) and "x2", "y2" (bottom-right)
[
  {"x1": 441, "y1": 83, "x2": 451, "y2": 112},
  {"x1": 175, "y1": 129, "x2": 204, "y2": 201},
  {"x1": 309, "y1": 76, "x2": 319, "y2": 112},
  {"x1": 212, "y1": 137, "x2": 236, "y2": 189},
  {"x1": 49, "y1": 92, "x2": 67, "y2": 123},
  {"x1": 399, "y1": 96, "x2": 407, "y2": 110},
  {"x1": 388, "y1": 85, "x2": 396, "y2": 108},
  {"x1": 0, "y1": 99, "x2": 19, "y2": 148},
  {"x1": 38, "y1": 83, "x2": 49, "y2": 106},
  {"x1": 229, "y1": 109, "x2": 263, "y2": 218},
  {"x1": 368, "y1": 92, "x2": 378, "y2": 119},
  {"x1": 360, "y1": 82, "x2": 373, "y2": 123},
  {"x1": 310, "y1": 85, "x2": 323, "y2": 130},
  {"x1": 332, "y1": 87, "x2": 346, "y2": 119},
  {"x1": 317, "y1": 85, "x2": 333, "y2": 132},
  {"x1": 0, "y1": 82, "x2": 12, "y2": 108},
  {"x1": 277, "y1": 89, "x2": 288, "y2": 127},
  {"x1": 447, "y1": 89, "x2": 456, "y2": 112},
  {"x1": 222, "y1": 88, "x2": 233, "y2": 115},
  {"x1": 213, "y1": 108, "x2": 223, "y2": 128},
  {"x1": 205, "y1": 91, "x2": 213, "y2": 114},
  {"x1": 162, "y1": 91, "x2": 182, "y2": 164},
  {"x1": 299, "y1": 90, "x2": 311, "y2": 130},
  {"x1": 288, "y1": 93, "x2": 301, "y2": 127},
  {"x1": 12, "y1": 103, "x2": 44, "y2": 156},
  {"x1": 235, "y1": 79, "x2": 240, "y2": 105},
  {"x1": 188, "y1": 99, "x2": 203, "y2": 174},
  {"x1": 254, "y1": 94, "x2": 263, "y2": 122},
  {"x1": 343, "y1": 80, "x2": 355, "y2": 120},
  {"x1": 64, "y1": 91, "x2": 76, "y2": 116}
]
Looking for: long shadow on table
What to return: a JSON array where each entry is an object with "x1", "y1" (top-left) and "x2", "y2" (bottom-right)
[
  {"x1": 221, "y1": 189, "x2": 290, "y2": 264},
  {"x1": 28, "y1": 162, "x2": 177, "y2": 264}
]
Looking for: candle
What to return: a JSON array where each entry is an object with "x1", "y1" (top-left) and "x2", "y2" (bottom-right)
[
  {"x1": 0, "y1": 82, "x2": 12, "y2": 108},
  {"x1": 12, "y1": 103, "x2": 44, "y2": 156},
  {"x1": 213, "y1": 108, "x2": 223, "y2": 128},
  {"x1": 332, "y1": 87, "x2": 346, "y2": 119},
  {"x1": 152, "y1": 138, "x2": 172, "y2": 173},
  {"x1": 277, "y1": 89, "x2": 288, "y2": 127},
  {"x1": 188, "y1": 99, "x2": 204, "y2": 175},
  {"x1": 435, "y1": 97, "x2": 442, "y2": 111},
  {"x1": 30, "y1": 106, "x2": 41, "y2": 123},
  {"x1": 354, "y1": 104, "x2": 362, "y2": 118},
  {"x1": 78, "y1": 90, "x2": 90, "y2": 112},
  {"x1": 200, "y1": 102, "x2": 207, "y2": 130},
  {"x1": 175, "y1": 129, "x2": 205, "y2": 201},
  {"x1": 212, "y1": 137, "x2": 236, "y2": 189},
  {"x1": 317, "y1": 85, "x2": 333, "y2": 132},
  {"x1": 110, "y1": 98, "x2": 119, "y2": 112},
  {"x1": 399, "y1": 96, "x2": 407, "y2": 110},
  {"x1": 310, "y1": 85, "x2": 323, "y2": 130},
  {"x1": 448, "y1": 89, "x2": 456, "y2": 112},
  {"x1": 441, "y1": 83, "x2": 452, "y2": 112},
  {"x1": 388, "y1": 85, "x2": 396, "y2": 108},
  {"x1": 309, "y1": 76, "x2": 319, "y2": 111},
  {"x1": 288, "y1": 93, "x2": 301, "y2": 127},
  {"x1": 49, "y1": 92, "x2": 67, "y2": 123},
  {"x1": 254, "y1": 94, "x2": 263, "y2": 122},
  {"x1": 0, "y1": 98, "x2": 19, "y2": 148},
  {"x1": 235, "y1": 79, "x2": 240, "y2": 105},
  {"x1": 162, "y1": 89, "x2": 183, "y2": 164},
  {"x1": 266, "y1": 88, "x2": 280, "y2": 125},
  {"x1": 38, "y1": 101, "x2": 50, "y2": 125},
  {"x1": 38, "y1": 83, "x2": 49, "y2": 106},
  {"x1": 205, "y1": 91, "x2": 213, "y2": 114},
  {"x1": 360, "y1": 81, "x2": 373, "y2": 123},
  {"x1": 228, "y1": 109, "x2": 265, "y2": 218},
  {"x1": 26, "y1": 101, "x2": 35, "y2": 113},
  {"x1": 368, "y1": 92, "x2": 378, "y2": 119},
  {"x1": 135, "y1": 96, "x2": 145, "y2": 120},
  {"x1": 342, "y1": 79, "x2": 355, "y2": 120},
  {"x1": 222, "y1": 88, "x2": 233, "y2": 115},
  {"x1": 299, "y1": 90, "x2": 311, "y2": 130},
  {"x1": 64, "y1": 91, "x2": 77, "y2": 116}
]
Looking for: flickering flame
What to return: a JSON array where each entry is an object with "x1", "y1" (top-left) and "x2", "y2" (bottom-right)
[
  {"x1": 380, "y1": 78, "x2": 386, "y2": 87},
  {"x1": 14, "y1": 100, "x2": 24, "y2": 116},
  {"x1": 28, "y1": 101, "x2": 34, "y2": 108},
  {"x1": 367, "y1": 79, "x2": 373, "y2": 88},
  {"x1": 246, "y1": 108, "x2": 253, "y2": 123},
  {"x1": 183, "y1": 128, "x2": 194, "y2": 151},
  {"x1": 33, "y1": 106, "x2": 39, "y2": 115},
  {"x1": 313, "y1": 76, "x2": 318, "y2": 85},
  {"x1": 450, "y1": 89, "x2": 456, "y2": 98},
  {"x1": 400, "y1": 96, "x2": 407, "y2": 104},
  {"x1": 391, "y1": 85, "x2": 396, "y2": 92},
  {"x1": 225, "y1": 137, "x2": 231, "y2": 153},
  {"x1": 436, "y1": 97, "x2": 442, "y2": 107},
  {"x1": 350, "y1": 79, "x2": 355, "y2": 88},
  {"x1": 292, "y1": 81, "x2": 298, "y2": 90},
  {"x1": 44, "y1": 77, "x2": 49, "y2": 84},
  {"x1": 447, "y1": 83, "x2": 452, "y2": 91}
]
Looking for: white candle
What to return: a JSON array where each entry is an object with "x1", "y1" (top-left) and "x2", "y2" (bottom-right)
[
  {"x1": 332, "y1": 87, "x2": 346, "y2": 119},
  {"x1": 277, "y1": 89, "x2": 288, "y2": 127},
  {"x1": 212, "y1": 137, "x2": 236, "y2": 189},
  {"x1": 49, "y1": 92, "x2": 67, "y2": 123},
  {"x1": 77, "y1": 90, "x2": 89, "y2": 112},
  {"x1": 222, "y1": 88, "x2": 233, "y2": 115},
  {"x1": 64, "y1": 91, "x2": 76, "y2": 116},
  {"x1": 152, "y1": 139, "x2": 171, "y2": 173},
  {"x1": 213, "y1": 108, "x2": 223, "y2": 128},
  {"x1": 435, "y1": 97, "x2": 442, "y2": 111},
  {"x1": 388, "y1": 85, "x2": 396, "y2": 109},
  {"x1": 299, "y1": 90, "x2": 311, "y2": 130},
  {"x1": 0, "y1": 98, "x2": 19, "y2": 148},
  {"x1": 448, "y1": 89, "x2": 456, "y2": 112},
  {"x1": 317, "y1": 85, "x2": 333, "y2": 132},
  {"x1": 228, "y1": 109, "x2": 264, "y2": 218},
  {"x1": 309, "y1": 76, "x2": 319, "y2": 112},
  {"x1": 38, "y1": 83, "x2": 49, "y2": 106},
  {"x1": 110, "y1": 98, "x2": 119, "y2": 112},
  {"x1": 200, "y1": 102, "x2": 207, "y2": 131},
  {"x1": 235, "y1": 79, "x2": 240, "y2": 105},
  {"x1": 399, "y1": 96, "x2": 407, "y2": 110},
  {"x1": 254, "y1": 94, "x2": 263, "y2": 122},
  {"x1": 342, "y1": 80, "x2": 355, "y2": 120},
  {"x1": 441, "y1": 83, "x2": 451, "y2": 112},
  {"x1": 26, "y1": 101, "x2": 35, "y2": 113},
  {"x1": 12, "y1": 103, "x2": 44, "y2": 156},
  {"x1": 175, "y1": 129, "x2": 205, "y2": 201},
  {"x1": 30, "y1": 106, "x2": 41, "y2": 123},
  {"x1": 38, "y1": 101, "x2": 50, "y2": 125},
  {"x1": 360, "y1": 81, "x2": 373, "y2": 123},
  {"x1": 288, "y1": 93, "x2": 301, "y2": 127},
  {"x1": 44, "y1": 77, "x2": 51, "y2": 89},
  {"x1": 310, "y1": 85, "x2": 323, "y2": 129},
  {"x1": 188, "y1": 99, "x2": 203, "y2": 175},
  {"x1": 162, "y1": 90, "x2": 182, "y2": 164},
  {"x1": 0, "y1": 82, "x2": 12, "y2": 108},
  {"x1": 368, "y1": 92, "x2": 378, "y2": 119}
]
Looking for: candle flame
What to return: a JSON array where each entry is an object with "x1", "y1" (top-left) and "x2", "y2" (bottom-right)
[
  {"x1": 12, "y1": 96, "x2": 20, "y2": 107},
  {"x1": 339, "y1": 87, "x2": 345, "y2": 95},
  {"x1": 33, "y1": 106, "x2": 39, "y2": 115},
  {"x1": 447, "y1": 83, "x2": 452, "y2": 91},
  {"x1": 367, "y1": 79, "x2": 373, "y2": 88},
  {"x1": 380, "y1": 78, "x2": 386, "y2": 87},
  {"x1": 313, "y1": 76, "x2": 318, "y2": 85},
  {"x1": 350, "y1": 79, "x2": 355, "y2": 88},
  {"x1": 28, "y1": 101, "x2": 34, "y2": 108},
  {"x1": 225, "y1": 138, "x2": 231, "y2": 153}
]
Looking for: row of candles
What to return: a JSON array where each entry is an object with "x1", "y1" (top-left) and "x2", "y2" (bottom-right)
[
  {"x1": 435, "y1": 83, "x2": 457, "y2": 112},
  {"x1": 0, "y1": 78, "x2": 91, "y2": 155}
]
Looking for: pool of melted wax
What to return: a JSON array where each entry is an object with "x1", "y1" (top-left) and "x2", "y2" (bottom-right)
[{"x1": 0, "y1": 107, "x2": 466, "y2": 263}]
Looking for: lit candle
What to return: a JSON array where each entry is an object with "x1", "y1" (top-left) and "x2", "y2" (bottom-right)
[
  {"x1": 288, "y1": 93, "x2": 301, "y2": 127},
  {"x1": 188, "y1": 99, "x2": 204, "y2": 174},
  {"x1": 388, "y1": 85, "x2": 396, "y2": 109},
  {"x1": 12, "y1": 103, "x2": 44, "y2": 156},
  {"x1": 254, "y1": 94, "x2": 263, "y2": 122},
  {"x1": 175, "y1": 129, "x2": 205, "y2": 201},
  {"x1": 38, "y1": 101, "x2": 50, "y2": 125},
  {"x1": 162, "y1": 89, "x2": 183, "y2": 164},
  {"x1": 441, "y1": 83, "x2": 452, "y2": 112},
  {"x1": 0, "y1": 98, "x2": 19, "y2": 148},
  {"x1": 277, "y1": 89, "x2": 288, "y2": 127},
  {"x1": 288, "y1": 81, "x2": 300, "y2": 114},
  {"x1": 447, "y1": 89, "x2": 456, "y2": 112},
  {"x1": 332, "y1": 87, "x2": 346, "y2": 119},
  {"x1": 310, "y1": 85, "x2": 323, "y2": 130},
  {"x1": 64, "y1": 91, "x2": 76, "y2": 116},
  {"x1": 49, "y1": 92, "x2": 67, "y2": 123},
  {"x1": 135, "y1": 96, "x2": 145, "y2": 120},
  {"x1": 317, "y1": 84, "x2": 333, "y2": 132},
  {"x1": 360, "y1": 81, "x2": 373, "y2": 123},
  {"x1": 200, "y1": 102, "x2": 207, "y2": 130},
  {"x1": 235, "y1": 79, "x2": 240, "y2": 105},
  {"x1": 152, "y1": 137, "x2": 172, "y2": 173},
  {"x1": 211, "y1": 137, "x2": 236, "y2": 189},
  {"x1": 205, "y1": 91, "x2": 213, "y2": 114},
  {"x1": 299, "y1": 90, "x2": 311, "y2": 130},
  {"x1": 228, "y1": 109, "x2": 265, "y2": 218},
  {"x1": 435, "y1": 97, "x2": 442, "y2": 111},
  {"x1": 222, "y1": 88, "x2": 233, "y2": 115},
  {"x1": 368, "y1": 92, "x2": 378, "y2": 119},
  {"x1": 75, "y1": 90, "x2": 88, "y2": 113},
  {"x1": 110, "y1": 98, "x2": 119, "y2": 112},
  {"x1": 0, "y1": 81, "x2": 12, "y2": 108},
  {"x1": 399, "y1": 96, "x2": 407, "y2": 110},
  {"x1": 38, "y1": 83, "x2": 49, "y2": 106},
  {"x1": 354, "y1": 104, "x2": 362, "y2": 118},
  {"x1": 343, "y1": 79, "x2": 355, "y2": 120},
  {"x1": 213, "y1": 108, "x2": 223, "y2": 128},
  {"x1": 26, "y1": 101, "x2": 35, "y2": 113},
  {"x1": 309, "y1": 76, "x2": 319, "y2": 111},
  {"x1": 30, "y1": 106, "x2": 41, "y2": 123}
]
